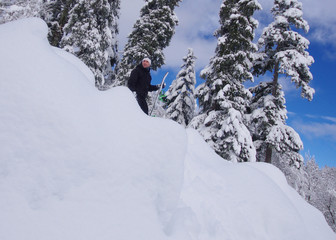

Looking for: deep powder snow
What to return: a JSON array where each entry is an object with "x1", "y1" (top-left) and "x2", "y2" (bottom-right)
[{"x1": 0, "y1": 18, "x2": 335, "y2": 240}]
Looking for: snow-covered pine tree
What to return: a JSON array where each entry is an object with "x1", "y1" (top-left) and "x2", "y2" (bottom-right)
[
  {"x1": 44, "y1": 0, "x2": 77, "y2": 47},
  {"x1": 248, "y1": 81, "x2": 304, "y2": 166},
  {"x1": 248, "y1": 80, "x2": 306, "y2": 196},
  {"x1": 0, "y1": 0, "x2": 13, "y2": 23},
  {"x1": 61, "y1": 0, "x2": 120, "y2": 89},
  {"x1": 302, "y1": 154, "x2": 321, "y2": 204},
  {"x1": 165, "y1": 48, "x2": 196, "y2": 127},
  {"x1": 0, "y1": 0, "x2": 45, "y2": 24},
  {"x1": 190, "y1": 0, "x2": 261, "y2": 162},
  {"x1": 252, "y1": 0, "x2": 314, "y2": 164},
  {"x1": 115, "y1": 0, "x2": 181, "y2": 87},
  {"x1": 106, "y1": 0, "x2": 120, "y2": 85}
]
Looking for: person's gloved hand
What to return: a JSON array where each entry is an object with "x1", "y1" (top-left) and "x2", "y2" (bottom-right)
[{"x1": 157, "y1": 83, "x2": 166, "y2": 89}]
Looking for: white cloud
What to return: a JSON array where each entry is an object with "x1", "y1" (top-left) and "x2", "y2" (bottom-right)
[
  {"x1": 305, "y1": 114, "x2": 336, "y2": 124},
  {"x1": 322, "y1": 116, "x2": 336, "y2": 123},
  {"x1": 163, "y1": 0, "x2": 221, "y2": 71},
  {"x1": 300, "y1": 0, "x2": 336, "y2": 24},
  {"x1": 292, "y1": 114, "x2": 336, "y2": 141},
  {"x1": 118, "y1": 0, "x2": 144, "y2": 50},
  {"x1": 300, "y1": 0, "x2": 336, "y2": 54},
  {"x1": 294, "y1": 121, "x2": 336, "y2": 141},
  {"x1": 163, "y1": 31, "x2": 217, "y2": 71}
]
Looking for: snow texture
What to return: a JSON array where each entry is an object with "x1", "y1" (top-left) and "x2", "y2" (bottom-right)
[{"x1": 0, "y1": 18, "x2": 335, "y2": 240}]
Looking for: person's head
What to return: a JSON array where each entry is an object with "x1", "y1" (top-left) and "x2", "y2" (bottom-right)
[{"x1": 142, "y1": 58, "x2": 151, "y2": 68}]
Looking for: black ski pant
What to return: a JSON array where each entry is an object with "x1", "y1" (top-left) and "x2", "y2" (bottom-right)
[{"x1": 136, "y1": 96, "x2": 148, "y2": 115}]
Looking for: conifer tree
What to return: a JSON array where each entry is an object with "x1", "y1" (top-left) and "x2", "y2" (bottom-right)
[
  {"x1": 44, "y1": 0, "x2": 77, "y2": 47},
  {"x1": 254, "y1": 0, "x2": 314, "y2": 101},
  {"x1": 190, "y1": 0, "x2": 261, "y2": 162},
  {"x1": 165, "y1": 48, "x2": 196, "y2": 127},
  {"x1": 0, "y1": 1, "x2": 12, "y2": 23},
  {"x1": 302, "y1": 154, "x2": 320, "y2": 203},
  {"x1": 107, "y1": 0, "x2": 120, "y2": 83},
  {"x1": 252, "y1": 0, "x2": 314, "y2": 163},
  {"x1": 61, "y1": 0, "x2": 120, "y2": 89},
  {"x1": 248, "y1": 81, "x2": 303, "y2": 166},
  {"x1": 115, "y1": 0, "x2": 181, "y2": 86},
  {"x1": 0, "y1": 0, "x2": 45, "y2": 24}
]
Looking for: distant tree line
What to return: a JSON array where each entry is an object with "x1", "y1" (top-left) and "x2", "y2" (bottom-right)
[{"x1": 0, "y1": 0, "x2": 334, "y2": 232}]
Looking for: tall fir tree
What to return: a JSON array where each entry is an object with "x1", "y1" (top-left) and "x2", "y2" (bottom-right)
[
  {"x1": 190, "y1": 0, "x2": 261, "y2": 162},
  {"x1": 61, "y1": 0, "x2": 120, "y2": 89},
  {"x1": 252, "y1": 0, "x2": 314, "y2": 164},
  {"x1": 165, "y1": 48, "x2": 196, "y2": 127},
  {"x1": 115, "y1": 0, "x2": 181, "y2": 86}
]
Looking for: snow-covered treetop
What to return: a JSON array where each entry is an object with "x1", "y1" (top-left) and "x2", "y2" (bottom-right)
[
  {"x1": 255, "y1": 0, "x2": 315, "y2": 101},
  {"x1": 165, "y1": 48, "x2": 196, "y2": 126}
]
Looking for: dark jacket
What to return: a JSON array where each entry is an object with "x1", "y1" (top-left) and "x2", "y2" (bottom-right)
[{"x1": 128, "y1": 64, "x2": 158, "y2": 98}]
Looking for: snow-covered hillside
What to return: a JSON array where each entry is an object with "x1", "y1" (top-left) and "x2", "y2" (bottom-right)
[{"x1": 0, "y1": 18, "x2": 335, "y2": 240}]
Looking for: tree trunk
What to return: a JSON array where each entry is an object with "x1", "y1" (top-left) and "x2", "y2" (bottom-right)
[
  {"x1": 265, "y1": 61, "x2": 280, "y2": 164},
  {"x1": 265, "y1": 144, "x2": 272, "y2": 164},
  {"x1": 272, "y1": 61, "x2": 279, "y2": 97}
]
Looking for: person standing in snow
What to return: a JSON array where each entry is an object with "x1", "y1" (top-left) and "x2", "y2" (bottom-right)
[{"x1": 128, "y1": 58, "x2": 164, "y2": 115}]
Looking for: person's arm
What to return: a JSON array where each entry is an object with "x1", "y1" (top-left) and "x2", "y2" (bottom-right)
[
  {"x1": 149, "y1": 84, "x2": 160, "y2": 92},
  {"x1": 128, "y1": 69, "x2": 138, "y2": 92},
  {"x1": 149, "y1": 82, "x2": 165, "y2": 92}
]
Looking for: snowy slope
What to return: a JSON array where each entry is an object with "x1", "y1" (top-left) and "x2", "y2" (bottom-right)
[{"x1": 0, "y1": 18, "x2": 335, "y2": 240}]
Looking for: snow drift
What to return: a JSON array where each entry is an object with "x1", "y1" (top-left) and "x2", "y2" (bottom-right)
[{"x1": 0, "y1": 18, "x2": 335, "y2": 240}]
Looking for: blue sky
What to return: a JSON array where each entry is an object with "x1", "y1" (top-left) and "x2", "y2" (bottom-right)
[{"x1": 119, "y1": 0, "x2": 336, "y2": 167}]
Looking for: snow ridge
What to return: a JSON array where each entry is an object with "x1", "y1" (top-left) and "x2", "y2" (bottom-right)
[{"x1": 0, "y1": 18, "x2": 335, "y2": 240}]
